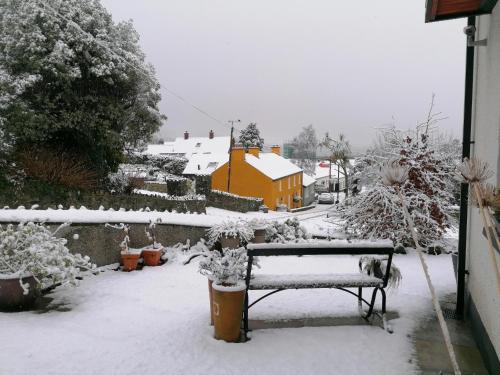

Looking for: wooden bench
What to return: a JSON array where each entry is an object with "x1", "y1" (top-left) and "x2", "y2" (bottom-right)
[{"x1": 243, "y1": 241, "x2": 395, "y2": 338}]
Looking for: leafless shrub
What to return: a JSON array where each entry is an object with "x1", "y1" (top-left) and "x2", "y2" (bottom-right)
[{"x1": 17, "y1": 148, "x2": 98, "y2": 190}]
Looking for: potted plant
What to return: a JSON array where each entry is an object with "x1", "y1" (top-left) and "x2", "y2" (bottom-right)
[
  {"x1": 142, "y1": 220, "x2": 164, "y2": 266},
  {"x1": 199, "y1": 247, "x2": 248, "y2": 342},
  {"x1": 107, "y1": 223, "x2": 141, "y2": 271},
  {"x1": 0, "y1": 222, "x2": 95, "y2": 311},
  {"x1": 249, "y1": 219, "x2": 267, "y2": 244},
  {"x1": 207, "y1": 220, "x2": 255, "y2": 249},
  {"x1": 276, "y1": 203, "x2": 288, "y2": 212}
]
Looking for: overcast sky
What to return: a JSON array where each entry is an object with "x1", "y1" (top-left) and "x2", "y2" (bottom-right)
[{"x1": 101, "y1": 0, "x2": 466, "y2": 151}]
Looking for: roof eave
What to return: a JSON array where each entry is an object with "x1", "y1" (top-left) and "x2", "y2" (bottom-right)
[
  {"x1": 425, "y1": 0, "x2": 498, "y2": 23},
  {"x1": 271, "y1": 171, "x2": 302, "y2": 181}
]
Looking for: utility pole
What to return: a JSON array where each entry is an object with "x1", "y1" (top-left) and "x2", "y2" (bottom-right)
[
  {"x1": 227, "y1": 119, "x2": 240, "y2": 192},
  {"x1": 336, "y1": 162, "x2": 340, "y2": 203},
  {"x1": 328, "y1": 158, "x2": 332, "y2": 193}
]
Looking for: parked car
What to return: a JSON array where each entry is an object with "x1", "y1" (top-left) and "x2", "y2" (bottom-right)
[{"x1": 318, "y1": 193, "x2": 335, "y2": 204}]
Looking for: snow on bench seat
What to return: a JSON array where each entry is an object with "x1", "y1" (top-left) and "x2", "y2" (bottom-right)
[{"x1": 249, "y1": 273, "x2": 383, "y2": 290}]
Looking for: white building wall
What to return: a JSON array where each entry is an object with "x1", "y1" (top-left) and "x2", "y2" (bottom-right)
[{"x1": 467, "y1": 6, "x2": 500, "y2": 357}]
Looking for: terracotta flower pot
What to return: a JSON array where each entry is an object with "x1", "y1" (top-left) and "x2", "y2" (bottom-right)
[
  {"x1": 212, "y1": 283, "x2": 246, "y2": 342},
  {"x1": 0, "y1": 275, "x2": 40, "y2": 311},
  {"x1": 142, "y1": 249, "x2": 162, "y2": 266},
  {"x1": 121, "y1": 253, "x2": 141, "y2": 272},
  {"x1": 220, "y1": 236, "x2": 240, "y2": 249},
  {"x1": 252, "y1": 228, "x2": 266, "y2": 244},
  {"x1": 208, "y1": 278, "x2": 214, "y2": 325}
]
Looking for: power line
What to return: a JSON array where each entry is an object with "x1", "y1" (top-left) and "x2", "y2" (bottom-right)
[
  {"x1": 161, "y1": 87, "x2": 228, "y2": 130},
  {"x1": 32, "y1": 0, "x2": 231, "y2": 132}
]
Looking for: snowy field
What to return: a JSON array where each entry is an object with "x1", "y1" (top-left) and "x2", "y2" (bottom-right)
[{"x1": 0, "y1": 251, "x2": 456, "y2": 375}]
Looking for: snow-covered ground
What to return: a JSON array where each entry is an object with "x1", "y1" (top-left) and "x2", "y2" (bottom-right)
[{"x1": 0, "y1": 250, "x2": 456, "y2": 375}]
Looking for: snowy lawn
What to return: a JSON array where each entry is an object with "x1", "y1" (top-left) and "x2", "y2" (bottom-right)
[{"x1": 0, "y1": 252, "x2": 456, "y2": 375}]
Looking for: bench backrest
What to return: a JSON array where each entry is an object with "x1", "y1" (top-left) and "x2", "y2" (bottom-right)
[{"x1": 246, "y1": 242, "x2": 394, "y2": 257}]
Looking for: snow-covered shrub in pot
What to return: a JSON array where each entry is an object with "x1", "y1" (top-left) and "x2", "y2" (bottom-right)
[
  {"x1": 199, "y1": 247, "x2": 248, "y2": 287},
  {"x1": 0, "y1": 222, "x2": 95, "y2": 311},
  {"x1": 105, "y1": 223, "x2": 141, "y2": 271},
  {"x1": 142, "y1": 220, "x2": 164, "y2": 267},
  {"x1": 206, "y1": 220, "x2": 254, "y2": 249},
  {"x1": 265, "y1": 217, "x2": 309, "y2": 243},
  {"x1": 359, "y1": 256, "x2": 402, "y2": 288},
  {"x1": 198, "y1": 247, "x2": 248, "y2": 342}
]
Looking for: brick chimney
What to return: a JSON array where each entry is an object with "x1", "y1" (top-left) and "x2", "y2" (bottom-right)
[
  {"x1": 247, "y1": 146, "x2": 259, "y2": 157},
  {"x1": 230, "y1": 144, "x2": 246, "y2": 162},
  {"x1": 209, "y1": 130, "x2": 214, "y2": 139},
  {"x1": 271, "y1": 145, "x2": 281, "y2": 155},
  {"x1": 184, "y1": 131, "x2": 189, "y2": 140}
]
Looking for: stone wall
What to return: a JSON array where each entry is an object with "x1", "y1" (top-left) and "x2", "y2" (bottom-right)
[
  {"x1": 207, "y1": 190, "x2": 262, "y2": 212},
  {"x1": 143, "y1": 182, "x2": 168, "y2": 193},
  {"x1": 51, "y1": 222, "x2": 209, "y2": 266},
  {"x1": 5, "y1": 192, "x2": 206, "y2": 214}
]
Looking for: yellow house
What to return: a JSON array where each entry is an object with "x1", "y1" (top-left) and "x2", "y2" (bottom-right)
[{"x1": 212, "y1": 145, "x2": 303, "y2": 210}]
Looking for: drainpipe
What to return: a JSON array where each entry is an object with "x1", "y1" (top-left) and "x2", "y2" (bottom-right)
[{"x1": 456, "y1": 16, "x2": 475, "y2": 319}]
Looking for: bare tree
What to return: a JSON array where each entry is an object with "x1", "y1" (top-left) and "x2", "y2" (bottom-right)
[
  {"x1": 290, "y1": 125, "x2": 318, "y2": 176},
  {"x1": 321, "y1": 133, "x2": 351, "y2": 200}
]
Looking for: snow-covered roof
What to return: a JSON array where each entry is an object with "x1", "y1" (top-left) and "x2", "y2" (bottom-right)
[
  {"x1": 245, "y1": 153, "x2": 302, "y2": 180},
  {"x1": 182, "y1": 153, "x2": 229, "y2": 176},
  {"x1": 144, "y1": 137, "x2": 230, "y2": 158},
  {"x1": 302, "y1": 173, "x2": 316, "y2": 187}
]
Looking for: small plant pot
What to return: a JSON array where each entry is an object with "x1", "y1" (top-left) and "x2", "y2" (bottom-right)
[
  {"x1": 220, "y1": 236, "x2": 240, "y2": 249},
  {"x1": 212, "y1": 282, "x2": 246, "y2": 342},
  {"x1": 142, "y1": 249, "x2": 162, "y2": 266},
  {"x1": 252, "y1": 228, "x2": 266, "y2": 244},
  {"x1": 208, "y1": 278, "x2": 214, "y2": 325},
  {"x1": 0, "y1": 275, "x2": 40, "y2": 311},
  {"x1": 276, "y1": 204, "x2": 288, "y2": 212},
  {"x1": 121, "y1": 253, "x2": 141, "y2": 272}
]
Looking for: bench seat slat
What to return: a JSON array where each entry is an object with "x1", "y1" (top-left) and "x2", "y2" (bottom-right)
[{"x1": 249, "y1": 273, "x2": 383, "y2": 290}]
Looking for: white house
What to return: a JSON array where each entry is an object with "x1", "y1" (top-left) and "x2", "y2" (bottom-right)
[
  {"x1": 314, "y1": 161, "x2": 346, "y2": 192},
  {"x1": 426, "y1": 1, "x2": 500, "y2": 373},
  {"x1": 182, "y1": 153, "x2": 229, "y2": 176},
  {"x1": 302, "y1": 173, "x2": 316, "y2": 206},
  {"x1": 145, "y1": 130, "x2": 230, "y2": 160},
  {"x1": 462, "y1": 9, "x2": 500, "y2": 372}
]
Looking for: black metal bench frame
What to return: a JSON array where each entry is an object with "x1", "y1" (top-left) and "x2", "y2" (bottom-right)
[{"x1": 243, "y1": 244, "x2": 394, "y2": 339}]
